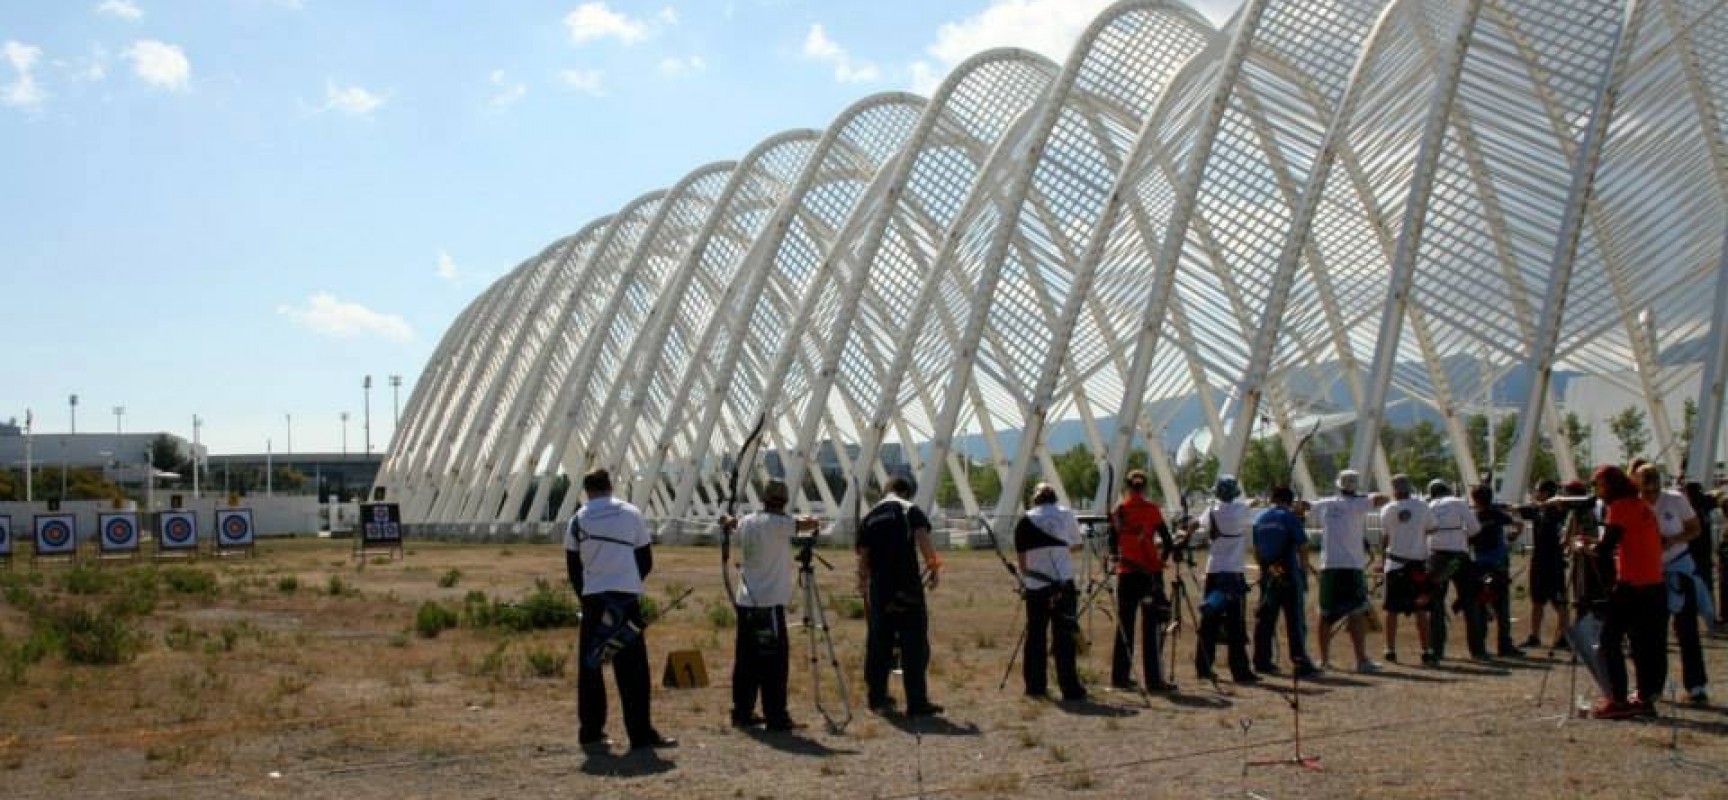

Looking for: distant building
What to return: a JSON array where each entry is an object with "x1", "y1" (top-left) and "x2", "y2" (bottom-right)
[
  {"x1": 0, "y1": 429, "x2": 203, "y2": 479},
  {"x1": 204, "y1": 452, "x2": 383, "y2": 502}
]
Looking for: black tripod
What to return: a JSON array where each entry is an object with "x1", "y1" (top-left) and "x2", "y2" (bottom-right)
[
  {"x1": 795, "y1": 535, "x2": 852, "y2": 733},
  {"x1": 1166, "y1": 534, "x2": 1207, "y2": 690}
]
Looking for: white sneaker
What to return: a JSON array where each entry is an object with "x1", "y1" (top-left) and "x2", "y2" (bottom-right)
[{"x1": 1356, "y1": 659, "x2": 1383, "y2": 674}]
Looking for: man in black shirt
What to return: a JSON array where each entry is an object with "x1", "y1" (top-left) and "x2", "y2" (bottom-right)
[
  {"x1": 1518, "y1": 480, "x2": 1569, "y2": 649},
  {"x1": 857, "y1": 476, "x2": 944, "y2": 716}
]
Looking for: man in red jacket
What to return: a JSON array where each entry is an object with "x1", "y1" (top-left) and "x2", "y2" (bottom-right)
[{"x1": 1110, "y1": 470, "x2": 1178, "y2": 692}]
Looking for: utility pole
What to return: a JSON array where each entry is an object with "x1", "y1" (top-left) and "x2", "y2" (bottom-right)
[
  {"x1": 113, "y1": 405, "x2": 125, "y2": 435},
  {"x1": 363, "y1": 375, "x2": 373, "y2": 455},
  {"x1": 192, "y1": 415, "x2": 203, "y2": 499},
  {"x1": 69, "y1": 393, "x2": 77, "y2": 434},
  {"x1": 286, "y1": 413, "x2": 293, "y2": 455},
  {"x1": 340, "y1": 412, "x2": 350, "y2": 458},
  {"x1": 390, "y1": 374, "x2": 402, "y2": 434},
  {"x1": 266, "y1": 438, "x2": 274, "y2": 497},
  {"x1": 23, "y1": 409, "x2": 33, "y2": 502}
]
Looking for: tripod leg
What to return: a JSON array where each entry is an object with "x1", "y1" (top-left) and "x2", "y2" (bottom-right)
[
  {"x1": 805, "y1": 568, "x2": 852, "y2": 732},
  {"x1": 1000, "y1": 612, "x2": 1029, "y2": 691}
]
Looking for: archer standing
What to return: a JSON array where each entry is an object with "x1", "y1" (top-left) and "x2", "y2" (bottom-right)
[
  {"x1": 1426, "y1": 479, "x2": 1483, "y2": 664},
  {"x1": 1379, "y1": 475, "x2": 1434, "y2": 664},
  {"x1": 858, "y1": 476, "x2": 945, "y2": 716},
  {"x1": 1469, "y1": 483, "x2": 1523, "y2": 658},
  {"x1": 1638, "y1": 464, "x2": 1710, "y2": 704},
  {"x1": 1014, "y1": 483, "x2": 1087, "y2": 701},
  {"x1": 1517, "y1": 479, "x2": 1571, "y2": 650},
  {"x1": 1109, "y1": 469, "x2": 1178, "y2": 691},
  {"x1": 567, "y1": 468, "x2": 676, "y2": 751},
  {"x1": 721, "y1": 480, "x2": 822, "y2": 731},
  {"x1": 1252, "y1": 486, "x2": 1319, "y2": 677},
  {"x1": 1590, "y1": 464, "x2": 1667, "y2": 718},
  {"x1": 1195, "y1": 475, "x2": 1258, "y2": 684},
  {"x1": 1312, "y1": 470, "x2": 1388, "y2": 673}
]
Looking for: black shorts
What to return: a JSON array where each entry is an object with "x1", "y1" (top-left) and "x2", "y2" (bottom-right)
[
  {"x1": 1529, "y1": 558, "x2": 1566, "y2": 605},
  {"x1": 1384, "y1": 566, "x2": 1428, "y2": 614}
]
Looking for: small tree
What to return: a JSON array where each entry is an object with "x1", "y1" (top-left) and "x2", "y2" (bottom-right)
[
  {"x1": 1562, "y1": 411, "x2": 1592, "y2": 469},
  {"x1": 1607, "y1": 405, "x2": 1650, "y2": 464},
  {"x1": 1053, "y1": 444, "x2": 1100, "y2": 508}
]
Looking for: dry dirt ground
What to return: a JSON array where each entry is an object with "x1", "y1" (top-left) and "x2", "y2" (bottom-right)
[{"x1": 3, "y1": 539, "x2": 1728, "y2": 800}]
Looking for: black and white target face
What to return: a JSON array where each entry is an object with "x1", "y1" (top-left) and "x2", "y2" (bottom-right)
[
  {"x1": 162, "y1": 513, "x2": 196, "y2": 546},
  {"x1": 37, "y1": 516, "x2": 74, "y2": 552},
  {"x1": 102, "y1": 515, "x2": 137, "y2": 549}
]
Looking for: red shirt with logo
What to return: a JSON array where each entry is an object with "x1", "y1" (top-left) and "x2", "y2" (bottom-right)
[{"x1": 1113, "y1": 493, "x2": 1167, "y2": 574}]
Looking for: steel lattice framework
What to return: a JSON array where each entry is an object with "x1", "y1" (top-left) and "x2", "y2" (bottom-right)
[{"x1": 379, "y1": 0, "x2": 1728, "y2": 535}]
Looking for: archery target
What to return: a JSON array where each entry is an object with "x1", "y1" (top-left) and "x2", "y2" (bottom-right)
[
  {"x1": 0, "y1": 515, "x2": 11, "y2": 555},
  {"x1": 35, "y1": 514, "x2": 77, "y2": 555},
  {"x1": 99, "y1": 513, "x2": 140, "y2": 552},
  {"x1": 158, "y1": 511, "x2": 198, "y2": 549},
  {"x1": 216, "y1": 509, "x2": 255, "y2": 547}
]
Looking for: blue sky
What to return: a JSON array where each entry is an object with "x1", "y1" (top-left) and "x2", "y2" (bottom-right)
[{"x1": 1, "y1": 0, "x2": 1237, "y2": 456}]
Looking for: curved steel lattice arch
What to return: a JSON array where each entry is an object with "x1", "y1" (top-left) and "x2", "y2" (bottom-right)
[{"x1": 381, "y1": 0, "x2": 1728, "y2": 531}]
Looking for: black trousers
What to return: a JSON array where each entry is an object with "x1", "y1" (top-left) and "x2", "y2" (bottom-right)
[
  {"x1": 1671, "y1": 575, "x2": 1708, "y2": 692},
  {"x1": 578, "y1": 592, "x2": 654, "y2": 744},
  {"x1": 1023, "y1": 582, "x2": 1083, "y2": 697},
  {"x1": 732, "y1": 605, "x2": 791, "y2": 724},
  {"x1": 1253, "y1": 572, "x2": 1311, "y2": 670},
  {"x1": 1198, "y1": 572, "x2": 1251, "y2": 678},
  {"x1": 1478, "y1": 565, "x2": 1516, "y2": 654},
  {"x1": 1601, "y1": 583, "x2": 1668, "y2": 703},
  {"x1": 864, "y1": 585, "x2": 931, "y2": 707},
  {"x1": 1427, "y1": 551, "x2": 1483, "y2": 659},
  {"x1": 1112, "y1": 571, "x2": 1166, "y2": 686}
]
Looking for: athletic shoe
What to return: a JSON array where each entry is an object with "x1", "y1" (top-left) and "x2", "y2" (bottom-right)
[
  {"x1": 1195, "y1": 669, "x2": 1218, "y2": 682},
  {"x1": 1061, "y1": 690, "x2": 1090, "y2": 703},
  {"x1": 1498, "y1": 646, "x2": 1526, "y2": 659},
  {"x1": 868, "y1": 697, "x2": 898, "y2": 714},
  {"x1": 905, "y1": 702, "x2": 945, "y2": 717},
  {"x1": 1420, "y1": 652, "x2": 1441, "y2": 667},
  {"x1": 630, "y1": 733, "x2": 679, "y2": 750},
  {"x1": 1253, "y1": 663, "x2": 1280, "y2": 675},
  {"x1": 1147, "y1": 681, "x2": 1180, "y2": 693},
  {"x1": 1382, "y1": 650, "x2": 1398, "y2": 663},
  {"x1": 1292, "y1": 663, "x2": 1322, "y2": 679},
  {"x1": 730, "y1": 713, "x2": 765, "y2": 728},
  {"x1": 1686, "y1": 687, "x2": 1709, "y2": 705},
  {"x1": 1356, "y1": 659, "x2": 1383, "y2": 674},
  {"x1": 1521, "y1": 635, "x2": 1541, "y2": 649},
  {"x1": 1628, "y1": 695, "x2": 1658, "y2": 718},
  {"x1": 765, "y1": 719, "x2": 806, "y2": 732},
  {"x1": 1109, "y1": 679, "x2": 1140, "y2": 692},
  {"x1": 1591, "y1": 699, "x2": 1637, "y2": 720}
]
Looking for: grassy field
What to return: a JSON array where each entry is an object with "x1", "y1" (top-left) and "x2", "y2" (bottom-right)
[{"x1": 1, "y1": 539, "x2": 1726, "y2": 799}]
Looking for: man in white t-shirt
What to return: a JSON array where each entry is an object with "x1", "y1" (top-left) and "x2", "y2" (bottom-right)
[
  {"x1": 1311, "y1": 470, "x2": 1389, "y2": 673},
  {"x1": 567, "y1": 469, "x2": 676, "y2": 751},
  {"x1": 1637, "y1": 463, "x2": 1709, "y2": 702},
  {"x1": 1379, "y1": 475, "x2": 1435, "y2": 663},
  {"x1": 1195, "y1": 475, "x2": 1258, "y2": 684},
  {"x1": 720, "y1": 480, "x2": 822, "y2": 730},
  {"x1": 1015, "y1": 483, "x2": 1087, "y2": 701},
  {"x1": 1426, "y1": 480, "x2": 1483, "y2": 663}
]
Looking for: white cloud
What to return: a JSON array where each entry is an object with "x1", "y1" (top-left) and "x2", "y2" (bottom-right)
[
  {"x1": 801, "y1": 24, "x2": 878, "y2": 84},
  {"x1": 564, "y1": 3, "x2": 649, "y2": 45},
  {"x1": 487, "y1": 69, "x2": 526, "y2": 110},
  {"x1": 907, "y1": 0, "x2": 1118, "y2": 93},
  {"x1": 658, "y1": 54, "x2": 706, "y2": 78},
  {"x1": 123, "y1": 39, "x2": 190, "y2": 91},
  {"x1": 2, "y1": 41, "x2": 46, "y2": 110},
  {"x1": 324, "y1": 79, "x2": 385, "y2": 115},
  {"x1": 558, "y1": 68, "x2": 606, "y2": 96},
  {"x1": 277, "y1": 292, "x2": 414, "y2": 342},
  {"x1": 96, "y1": 0, "x2": 144, "y2": 20},
  {"x1": 435, "y1": 251, "x2": 463, "y2": 283},
  {"x1": 657, "y1": 6, "x2": 679, "y2": 25}
]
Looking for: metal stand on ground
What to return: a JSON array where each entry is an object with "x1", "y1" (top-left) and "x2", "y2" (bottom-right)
[
  {"x1": 796, "y1": 536, "x2": 852, "y2": 734},
  {"x1": 1246, "y1": 665, "x2": 1322, "y2": 771}
]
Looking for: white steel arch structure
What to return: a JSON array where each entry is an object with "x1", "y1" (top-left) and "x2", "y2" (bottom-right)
[{"x1": 383, "y1": 0, "x2": 1728, "y2": 533}]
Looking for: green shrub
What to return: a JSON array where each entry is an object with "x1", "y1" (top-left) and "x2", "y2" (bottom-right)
[
  {"x1": 638, "y1": 594, "x2": 661, "y2": 624},
  {"x1": 707, "y1": 602, "x2": 735, "y2": 629},
  {"x1": 277, "y1": 575, "x2": 299, "y2": 594},
  {"x1": 105, "y1": 571, "x2": 159, "y2": 617},
  {"x1": 160, "y1": 567, "x2": 219, "y2": 596},
  {"x1": 458, "y1": 582, "x2": 580, "y2": 632},
  {"x1": 326, "y1": 574, "x2": 358, "y2": 598},
  {"x1": 415, "y1": 602, "x2": 459, "y2": 639},
  {"x1": 0, "y1": 628, "x2": 57, "y2": 685},
  {"x1": 437, "y1": 568, "x2": 463, "y2": 588},
  {"x1": 40, "y1": 604, "x2": 139, "y2": 665},
  {"x1": 524, "y1": 645, "x2": 568, "y2": 678},
  {"x1": 61, "y1": 565, "x2": 115, "y2": 596},
  {"x1": 163, "y1": 621, "x2": 202, "y2": 652}
]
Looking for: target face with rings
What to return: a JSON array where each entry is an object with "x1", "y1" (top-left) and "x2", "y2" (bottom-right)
[
  {"x1": 161, "y1": 513, "x2": 197, "y2": 548},
  {"x1": 217, "y1": 510, "x2": 254, "y2": 546},
  {"x1": 101, "y1": 514, "x2": 139, "y2": 551},
  {"x1": 35, "y1": 515, "x2": 76, "y2": 554}
]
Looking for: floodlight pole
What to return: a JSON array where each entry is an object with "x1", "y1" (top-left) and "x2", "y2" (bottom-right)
[
  {"x1": 266, "y1": 438, "x2": 274, "y2": 497},
  {"x1": 114, "y1": 406, "x2": 125, "y2": 435},
  {"x1": 23, "y1": 409, "x2": 33, "y2": 502},
  {"x1": 389, "y1": 374, "x2": 402, "y2": 431},
  {"x1": 69, "y1": 393, "x2": 77, "y2": 435},
  {"x1": 340, "y1": 412, "x2": 350, "y2": 458},
  {"x1": 363, "y1": 375, "x2": 373, "y2": 456},
  {"x1": 192, "y1": 415, "x2": 202, "y2": 500}
]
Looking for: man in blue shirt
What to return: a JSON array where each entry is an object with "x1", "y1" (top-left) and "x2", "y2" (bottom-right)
[
  {"x1": 1252, "y1": 486, "x2": 1319, "y2": 677},
  {"x1": 1468, "y1": 484, "x2": 1522, "y2": 658}
]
